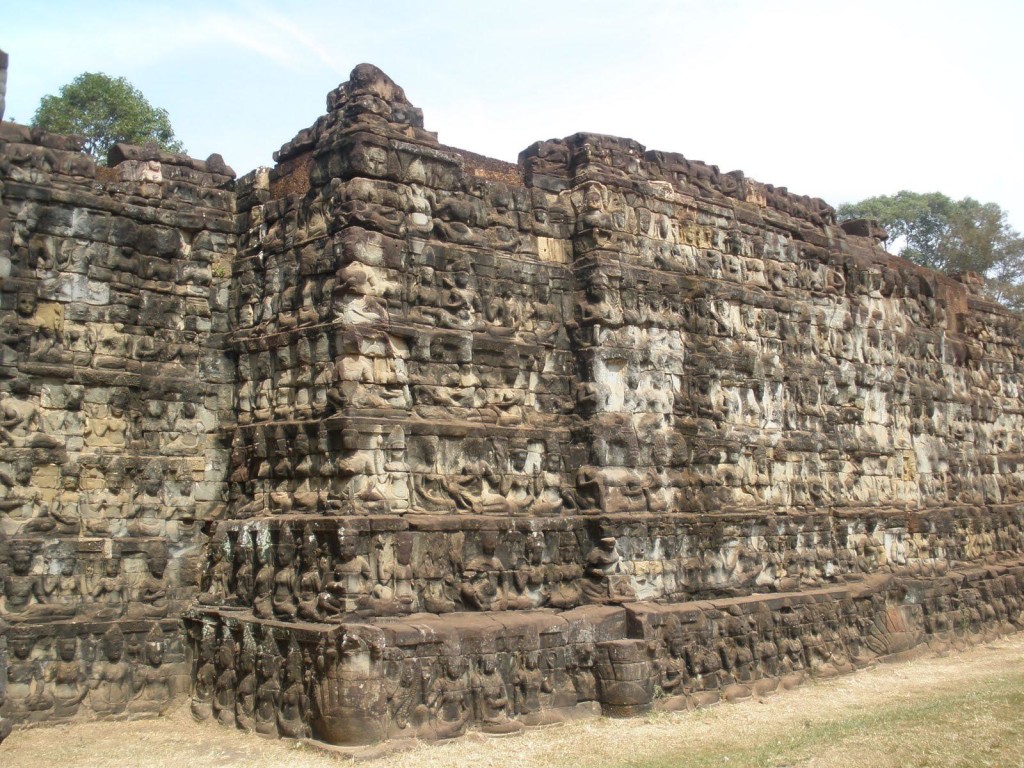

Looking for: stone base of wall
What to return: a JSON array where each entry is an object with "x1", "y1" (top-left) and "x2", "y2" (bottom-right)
[
  {"x1": 184, "y1": 556, "x2": 1024, "y2": 748},
  {"x1": 0, "y1": 618, "x2": 190, "y2": 729}
]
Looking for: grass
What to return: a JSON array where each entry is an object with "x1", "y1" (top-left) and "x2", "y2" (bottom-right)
[
  {"x1": 625, "y1": 659, "x2": 1024, "y2": 768},
  {"x1": 633, "y1": 676, "x2": 1024, "y2": 768}
]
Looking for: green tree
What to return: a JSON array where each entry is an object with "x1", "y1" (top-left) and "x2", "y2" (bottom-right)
[
  {"x1": 31, "y1": 72, "x2": 184, "y2": 160},
  {"x1": 838, "y1": 191, "x2": 1024, "y2": 312}
]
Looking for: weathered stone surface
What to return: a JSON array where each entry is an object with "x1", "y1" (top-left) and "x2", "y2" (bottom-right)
[
  {"x1": 0, "y1": 49, "x2": 7, "y2": 123},
  {"x1": 3, "y1": 62, "x2": 1024, "y2": 746},
  {"x1": 186, "y1": 562, "x2": 1024, "y2": 741},
  {"x1": 0, "y1": 82, "x2": 233, "y2": 728}
]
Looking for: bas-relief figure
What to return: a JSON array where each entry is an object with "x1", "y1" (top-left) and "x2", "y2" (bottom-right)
[
  {"x1": 4, "y1": 59, "x2": 1024, "y2": 747},
  {"x1": 89, "y1": 627, "x2": 132, "y2": 716},
  {"x1": 47, "y1": 636, "x2": 87, "y2": 717},
  {"x1": 129, "y1": 555, "x2": 169, "y2": 620},
  {"x1": 582, "y1": 537, "x2": 636, "y2": 604},
  {"x1": 426, "y1": 651, "x2": 472, "y2": 740},
  {"x1": 130, "y1": 627, "x2": 172, "y2": 716}
]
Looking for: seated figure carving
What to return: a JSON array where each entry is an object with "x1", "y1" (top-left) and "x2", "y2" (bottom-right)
[
  {"x1": 320, "y1": 536, "x2": 372, "y2": 617},
  {"x1": 89, "y1": 627, "x2": 132, "y2": 717},
  {"x1": 581, "y1": 537, "x2": 635, "y2": 604},
  {"x1": 459, "y1": 532, "x2": 506, "y2": 611},
  {"x1": 129, "y1": 555, "x2": 169, "y2": 619}
]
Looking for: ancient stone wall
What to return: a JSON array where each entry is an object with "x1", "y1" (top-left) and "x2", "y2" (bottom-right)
[
  {"x1": 184, "y1": 64, "x2": 1024, "y2": 748},
  {"x1": 3, "y1": 62, "x2": 1024, "y2": 746},
  {"x1": 204, "y1": 64, "x2": 1024, "y2": 624},
  {"x1": 0, "y1": 123, "x2": 235, "y2": 725}
]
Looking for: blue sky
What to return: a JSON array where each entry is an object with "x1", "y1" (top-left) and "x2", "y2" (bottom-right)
[{"x1": 3, "y1": 0, "x2": 1023, "y2": 229}]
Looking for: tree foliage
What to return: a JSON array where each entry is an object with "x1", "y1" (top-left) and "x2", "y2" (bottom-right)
[
  {"x1": 838, "y1": 191, "x2": 1024, "y2": 313},
  {"x1": 31, "y1": 72, "x2": 184, "y2": 160}
]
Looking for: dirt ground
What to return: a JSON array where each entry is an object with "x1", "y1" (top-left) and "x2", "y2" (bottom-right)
[{"x1": 6, "y1": 635, "x2": 1024, "y2": 768}]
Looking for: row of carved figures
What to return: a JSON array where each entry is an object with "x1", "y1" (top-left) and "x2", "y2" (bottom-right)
[
  {"x1": 2, "y1": 625, "x2": 180, "y2": 722},
  {"x1": 196, "y1": 520, "x2": 1024, "y2": 621},
  {"x1": 1, "y1": 452, "x2": 206, "y2": 540},
  {"x1": 224, "y1": 449, "x2": 1024, "y2": 519},
  {"x1": 2, "y1": 547, "x2": 172, "y2": 622},
  {"x1": 189, "y1": 574, "x2": 1024, "y2": 744}
]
